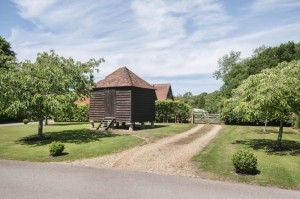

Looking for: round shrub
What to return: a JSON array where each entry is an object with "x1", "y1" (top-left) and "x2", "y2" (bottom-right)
[
  {"x1": 49, "y1": 141, "x2": 65, "y2": 156},
  {"x1": 23, "y1": 119, "x2": 29, "y2": 124},
  {"x1": 232, "y1": 149, "x2": 257, "y2": 174}
]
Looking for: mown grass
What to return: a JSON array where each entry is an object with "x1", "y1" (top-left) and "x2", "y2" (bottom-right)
[
  {"x1": 0, "y1": 122, "x2": 195, "y2": 162},
  {"x1": 129, "y1": 123, "x2": 196, "y2": 142},
  {"x1": 193, "y1": 125, "x2": 300, "y2": 189},
  {"x1": 0, "y1": 123, "x2": 142, "y2": 162},
  {"x1": 174, "y1": 124, "x2": 213, "y2": 145}
]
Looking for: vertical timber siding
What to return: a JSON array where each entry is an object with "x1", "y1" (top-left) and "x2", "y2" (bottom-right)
[
  {"x1": 90, "y1": 87, "x2": 155, "y2": 123},
  {"x1": 115, "y1": 89, "x2": 132, "y2": 123},
  {"x1": 132, "y1": 88, "x2": 156, "y2": 123},
  {"x1": 104, "y1": 89, "x2": 116, "y2": 117},
  {"x1": 89, "y1": 89, "x2": 105, "y2": 121}
]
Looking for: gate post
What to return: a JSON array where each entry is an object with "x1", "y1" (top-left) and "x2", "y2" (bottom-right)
[{"x1": 192, "y1": 113, "x2": 195, "y2": 124}]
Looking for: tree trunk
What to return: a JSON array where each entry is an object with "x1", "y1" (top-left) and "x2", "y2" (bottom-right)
[
  {"x1": 38, "y1": 119, "x2": 44, "y2": 139},
  {"x1": 276, "y1": 120, "x2": 284, "y2": 150},
  {"x1": 45, "y1": 116, "x2": 48, "y2": 125},
  {"x1": 263, "y1": 116, "x2": 268, "y2": 133}
]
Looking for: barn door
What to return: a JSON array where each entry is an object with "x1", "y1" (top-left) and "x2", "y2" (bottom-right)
[{"x1": 104, "y1": 89, "x2": 116, "y2": 117}]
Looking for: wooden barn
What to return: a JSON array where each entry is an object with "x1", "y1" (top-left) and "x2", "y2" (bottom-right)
[{"x1": 89, "y1": 67, "x2": 157, "y2": 130}]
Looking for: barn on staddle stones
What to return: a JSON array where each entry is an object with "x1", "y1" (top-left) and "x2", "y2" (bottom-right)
[{"x1": 89, "y1": 67, "x2": 157, "y2": 130}]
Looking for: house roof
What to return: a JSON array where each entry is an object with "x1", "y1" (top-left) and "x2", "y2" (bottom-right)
[
  {"x1": 96, "y1": 67, "x2": 155, "y2": 89},
  {"x1": 74, "y1": 96, "x2": 90, "y2": 106},
  {"x1": 153, "y1": 84, "x2": 173, "y2": 100}
]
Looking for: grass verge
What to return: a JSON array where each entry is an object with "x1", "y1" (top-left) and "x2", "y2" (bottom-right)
[{"x1": 193, "y1": 125, "x2": 300, "y2": 189}]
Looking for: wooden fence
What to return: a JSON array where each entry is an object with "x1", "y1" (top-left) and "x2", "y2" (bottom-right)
[{"x1": 192, "y1": 113, "x2": 222, "y2": 124}]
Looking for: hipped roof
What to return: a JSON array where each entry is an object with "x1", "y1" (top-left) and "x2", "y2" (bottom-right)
[{"x1": 96, "y1": 67, "x2": 155, "y2": 89}]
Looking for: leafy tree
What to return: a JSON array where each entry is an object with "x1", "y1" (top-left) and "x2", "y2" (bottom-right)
[
  {"x1": 223, "y1": 61, "x2": 300, "y2": 149},
  {"x1": 216, "y1": 42, "x2": 300, "y2": 97},
  {"x1": 193, "y1": 92, "x2": 207, "y2": 109},
  {"x1": 0, "y1": 36, "x2": 24, "y2": 122},
  {"x1": 1, "y1": 50, "x2": 103, "y2": 138},
  {"x1": 175, "y1": 92, "x2": 193, "y2": 106},
  {"x1": 213, "y1": 51, "x2": 241, "y2": 80},
  {"x1": 0, "y1": 36, "x2": 16, "y2": 65},
  {"x1": 204, "y1": 91, "x2": 223, "y2": 114}
]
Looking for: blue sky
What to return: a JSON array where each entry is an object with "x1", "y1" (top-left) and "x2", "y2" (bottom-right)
[{"x1": 1, "y1": 0, "x2": 300, "y2": 95}]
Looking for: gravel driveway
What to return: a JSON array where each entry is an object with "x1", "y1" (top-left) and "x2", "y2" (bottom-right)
[{"x1": 70, "y1": 124, "x2": 222, "y2": 176}]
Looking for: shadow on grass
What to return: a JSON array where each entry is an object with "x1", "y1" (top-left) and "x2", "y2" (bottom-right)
[
  {"x1": 233, "y1": 139, "x2": 300, "y2": 156},
  {"x1": 113, "y1": 124, "x2": 169, "y2": 131},
  {"x1": 48, "y1": 122, "x2": 88, "y2": 126},
  {"x1": 17, "y1": 129, "x2": 121, "y2": 146},
  {"x1": 234, "y1": 169, "x2": 261, "y2": 176},
  {"x1": 254, "y1": 128, "x2": 298, "y2": 135},
  {"x1": 267, "y1": 129, "x2": 297, "y2": 135},
  {"x1": 136, "y1": 124, "x2": 170, "y2": 131},
  {"x1": 50, "y1": 152, "x2": 69, "y2": 157}
]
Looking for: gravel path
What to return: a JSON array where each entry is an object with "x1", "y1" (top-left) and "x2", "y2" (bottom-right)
[{"x1": 70, "y1": 124, "x2": 222, "y2": 176}]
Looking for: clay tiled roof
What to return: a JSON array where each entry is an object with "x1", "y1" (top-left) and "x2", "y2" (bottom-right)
[
  {"x1": 74, "y1": 96, "x2": 90, "y2": 105},
  {"x1": 96, "y1": 67, "x2": 155, "y2": 89},
  {"x1": 153, "y1": 84, "x2": 174, "y2": 100}
]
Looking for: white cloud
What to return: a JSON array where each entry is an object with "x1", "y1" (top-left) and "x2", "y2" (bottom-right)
[
  {"x1": 6, "y1": 0, "x2": 300, "y2": 94},
  {"x1": 12, "y1": 0, "x2": 58, "y2": 19}
]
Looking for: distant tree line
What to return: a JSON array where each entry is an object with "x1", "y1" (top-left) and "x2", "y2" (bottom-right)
[{"x1": 175, "y1": 91, "x2": 223, "y2": 114}]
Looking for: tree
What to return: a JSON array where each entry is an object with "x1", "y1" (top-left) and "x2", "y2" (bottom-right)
[
  {"x1": 193, "y1": 92, "x2": 207, "y2": 109},
  {"x1": 0, "y1": 36, "x2": 16, "y2": 65},
  {"x1": 223, "y1": 61, "x2": 300, "y2": 149},
  {"x1": 213, "y1": 51, "x2": 241, "y2": 80},
  {"x1": 0, "y1": 36, "x2": 21, "y2": 122},
  {"x1": 204, "y1": 91, "x2": 223, "y2": 114},
  {"x1": 217, "y1": 42, "x2": 300, "y2": 97},
  {"x1": 1, "y1": 50, "x2": 103, "y2": 138}
]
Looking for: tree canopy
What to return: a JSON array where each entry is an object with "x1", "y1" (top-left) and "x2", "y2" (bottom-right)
[
  {"x1": 1, "y1": 50, "x2": 104, "y2": 138},
  {"x1": 0, "y1": 36, "x2": 16, "y2": 63},
  {"x1": 0, "y1": 36, "x2": 17, "y2": 110},
  {"x1": 215, "y1": 41, "x2": 300, "y2": 97},
  {"x1": 222, "y1": 61, "x2": 300, "y2": 149}
]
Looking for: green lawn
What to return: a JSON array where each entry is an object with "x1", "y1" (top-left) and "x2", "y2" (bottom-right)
[
  {"x1": 0, "y1": 122, "x2": 142, "y2": 162},
  {"x1": 130, "y1": 123, "x2": 196, "y2": 141},
  {"x1": 193, "y1": 125, "x2": 300, "y2": 189},
  {"x1": 0, "y1": 122, "x2": 195, "y2": 162}
]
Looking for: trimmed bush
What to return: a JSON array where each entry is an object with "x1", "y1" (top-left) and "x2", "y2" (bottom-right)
[
  {"x1": 232, "y1": 149, "x2": 257, "y2": 174},
  {"x1": 54, "y1": 105, "x2": 89, "y2": 122},
  {"x1": 23, "y1": 119, "x2": 30, "y2": 124},
  {"x1": 49, "y1": 141, "x2": 65, "y2": 156},
  {"x1": 155, "y1": 100, "x2": 191, "y2": 123}
]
